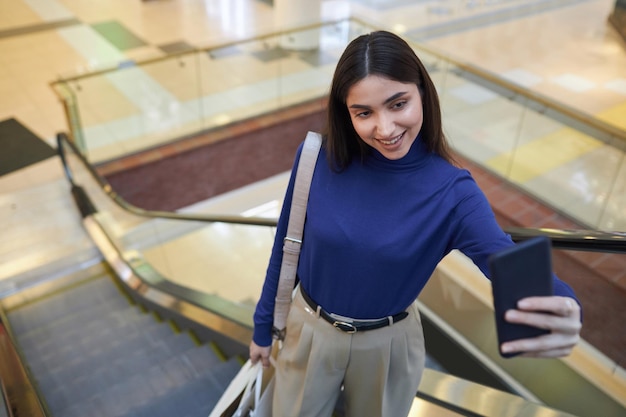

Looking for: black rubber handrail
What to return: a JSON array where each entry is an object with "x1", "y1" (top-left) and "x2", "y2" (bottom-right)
[
  {"x1": 57, "y1": 132, "x2": 626, "y2": 254},
  {"x1": 508, "y1": 227, "x2": 626, "y2": 254},
  {"x1": 56, "y1": 132, "x2": 276, "y2": 227}
]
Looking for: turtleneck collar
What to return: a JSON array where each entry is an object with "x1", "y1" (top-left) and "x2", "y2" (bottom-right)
[{"x1": 364, "y1": 133, "x2": 431, "y2": 171}]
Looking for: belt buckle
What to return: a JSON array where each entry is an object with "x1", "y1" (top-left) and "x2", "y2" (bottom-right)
[{"x1": 333, "y1": 320, "x2": 357, "y2": 333}]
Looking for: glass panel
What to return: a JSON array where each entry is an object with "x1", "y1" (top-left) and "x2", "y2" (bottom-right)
[
  {"x1": 437, "y1": 62, "x2": 528, "y2": 165},
  {"x1": 51, "y1": 21, "x2": 366, "y2": 165},
  {"x1": 60, "y1": 139, "x2": 278, "y2": 318},
  {"x1": 138, "y1": 220, "x2": 273, "y2": 304},
  {"x1": 430, "y1": 59, "x2": 626, "y2": 231}
]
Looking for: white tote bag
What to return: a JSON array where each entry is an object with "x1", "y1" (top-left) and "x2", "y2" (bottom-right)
[
  {"x1": 208, "y1": 359, "x2": 275, "y2": 417},
  {"x1": 208, "y1": 360, "x2": 258, "y2": 417}
]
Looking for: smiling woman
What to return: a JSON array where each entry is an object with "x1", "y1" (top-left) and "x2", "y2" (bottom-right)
[
  {"x1": 324, "y1": 30, "x2": 455, "y2": 171},
  {"x1": 249, "y1": 30, "x2": 582, "y2": 417},
  {"x1": 346, "y1": 76, "x2": 423, "y2": 160}
]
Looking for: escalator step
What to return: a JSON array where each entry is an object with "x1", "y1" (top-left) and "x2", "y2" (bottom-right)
[
  {"x1": 29, "y1": 333, "x2": 227, "y2": 415},
  {"x1": 124, "y1": 357, "x2": 242, "y2": 417},
  {"x1": 53, "y1": 351, "x2": 240, "y2": 417},
  {"x1": 202, "y1": 356, "x2": 244, "y2": 393},
  {"x1": 9, "y1": 289, "x2": 133, "y2": 341},
  {"x1": 6, "y1": 274, "x2": 246, "y2": 417},
  {"x1": 7, "y1": 276, "x2": 128, "y2": 333},
  {"x1": 25, "y1": 322, "x2": 201, "y2": 392},
  {"x1": 181, "y1": 344, "x2": 225, "y2": 374},
  {"x1": 19, "y1": 307, "x2": 157, "y2": 370}
]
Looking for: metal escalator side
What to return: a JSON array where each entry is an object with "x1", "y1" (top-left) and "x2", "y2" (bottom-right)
[
  {"x1": 417, "y1": 249, "x2": 626, "y2": 417},
  {"x1": 0, "y1": 313, "x2": 47, "y2": 417}
]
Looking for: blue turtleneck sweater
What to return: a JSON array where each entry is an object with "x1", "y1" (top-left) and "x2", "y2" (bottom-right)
[{"x1": 253, "y1": 136, "x2": 577, "y2": 346}]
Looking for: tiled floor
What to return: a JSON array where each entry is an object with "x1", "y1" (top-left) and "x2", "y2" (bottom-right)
[{"x1": 0, "y1": 0, "x2": 625, "y2": 366}]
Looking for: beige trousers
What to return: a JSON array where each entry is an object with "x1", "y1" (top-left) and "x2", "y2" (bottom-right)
[{"x1": 272, "y1": 287, "x2": 425, "y2": 417}]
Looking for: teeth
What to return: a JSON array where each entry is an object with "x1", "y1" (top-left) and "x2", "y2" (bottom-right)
[{"x1": 379, "y1": 134, "x2": 401, "y2": 145}]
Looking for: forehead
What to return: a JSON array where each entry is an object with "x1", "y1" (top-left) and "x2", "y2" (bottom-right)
[{"x1": 346, "y1": 75, "x2": 417, "y2": 105}]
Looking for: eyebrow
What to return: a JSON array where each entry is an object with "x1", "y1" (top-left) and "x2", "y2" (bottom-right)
[{"x1": 348, "y1": 91, "x2": 408, "y2": 109}]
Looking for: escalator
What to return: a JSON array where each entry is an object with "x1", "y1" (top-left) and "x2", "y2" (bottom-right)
[{"x1": 1, "y1": 264, "x2": 242, "y2": 417}]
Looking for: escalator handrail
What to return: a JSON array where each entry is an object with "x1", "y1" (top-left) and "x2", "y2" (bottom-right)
[
  {"x1": 508, "y1": 227, "x2": 626, "y2": 253},
  {"x1": 57, "y1": 132, "x2": 626, "y2": 254},
  {"x1": 56, "y1": 132, "x2": 276, "y2": 227}
]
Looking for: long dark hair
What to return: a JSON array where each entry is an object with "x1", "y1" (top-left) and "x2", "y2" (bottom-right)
[{"x1": 324, "y1": 30, "x2": 455, "y2": 170}]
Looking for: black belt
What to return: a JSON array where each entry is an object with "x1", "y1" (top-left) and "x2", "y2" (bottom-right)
[{"x1": 300, "y1": 288, "x2": 409, "y2": 333}]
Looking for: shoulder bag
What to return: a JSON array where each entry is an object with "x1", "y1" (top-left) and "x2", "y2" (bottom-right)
[{"x1": 209, "y1": 131, "x2": 322, "y2": 417}]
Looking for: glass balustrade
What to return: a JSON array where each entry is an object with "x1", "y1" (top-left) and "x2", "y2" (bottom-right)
[
  {"x1": 60, "y1": 135, "x2": 277, "y2": 322},
  {"x1": 51, "y1": 18, "x2": 625, "y2": 232}
]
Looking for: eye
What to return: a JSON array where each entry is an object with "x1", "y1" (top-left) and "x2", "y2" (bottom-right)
[
  {"x1": 354, "y1": 110, "x2": 371, "y2": 118},
  {"x1": 391, "y1": 100, "x2": 407, "y2": 110}
]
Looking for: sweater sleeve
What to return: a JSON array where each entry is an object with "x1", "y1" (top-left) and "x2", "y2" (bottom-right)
[
  {"x1": 448, "y1": 172, "x2": 579, "y2": 303},
  {"x1": 251, "y1": 143, "x2": 304, "y2": 346}
]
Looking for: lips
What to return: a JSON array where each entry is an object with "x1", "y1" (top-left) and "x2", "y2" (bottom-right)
[{"x1": 377, "y1": 131, "x2": 404, "y2": 145}]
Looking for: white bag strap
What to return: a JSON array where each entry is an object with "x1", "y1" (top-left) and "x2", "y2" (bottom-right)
[
  {"x1": 209, "y1": 360, "x2": 257, "y2": 417},
  {"x1": 272, "y1": 131, "x2": 322, "y2": 340},
  {"x1": 254, "y1": 363, "x2": 263, "y2": 409}
]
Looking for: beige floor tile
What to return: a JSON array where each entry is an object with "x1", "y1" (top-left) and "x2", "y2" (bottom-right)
[{"x1": 0, "y1": 0, "x2": 43, "y2": 30}]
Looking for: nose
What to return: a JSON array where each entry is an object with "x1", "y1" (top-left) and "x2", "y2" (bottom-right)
[{"x1": 374, "y1": 112, "x2": 394, "y2": 138}]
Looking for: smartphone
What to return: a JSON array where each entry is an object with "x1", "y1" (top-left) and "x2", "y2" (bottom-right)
[{"x1": 488, "y1": 236, "x2": 554, "y2": 358}]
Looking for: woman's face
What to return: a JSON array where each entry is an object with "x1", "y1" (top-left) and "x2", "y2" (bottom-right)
[{"x1": 345, "y1": 75, "x2": 423, "y2": 160}]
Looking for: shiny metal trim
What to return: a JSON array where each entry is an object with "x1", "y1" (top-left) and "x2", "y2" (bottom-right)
[
  {"x1": 413, "y1": 368, "x2": 578, "y2": 417},
  {"x1": 332, "y1": 321, "x2": 357, "y2": 333},
  {"x1": 283, "y1": 236, "x2": 302, "y2": 245},
  {"x1": 83, "y1": 215, "x2": 253, "y2": 346}
]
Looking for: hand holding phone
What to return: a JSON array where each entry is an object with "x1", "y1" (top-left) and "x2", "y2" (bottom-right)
[{"x1": 488, "y1": 236, "x2": 554, "y2": 358}]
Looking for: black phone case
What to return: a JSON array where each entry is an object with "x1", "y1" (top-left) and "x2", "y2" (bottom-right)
[{"x1": 488, "y1": 236, "x2": 554, "y2": 358}]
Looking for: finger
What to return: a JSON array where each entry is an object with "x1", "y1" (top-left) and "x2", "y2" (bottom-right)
[
  {"x1": 505, "y1": 309, "x2": 582, "y2": 337},
  {"x1": 249, "y1": 352, "x2": 259, "y2": 365},
  {"x1": 518, "y1": 296, "x2": 580, "y2": 318},
  {"x1": 261, "y1": 354, "x2": 271, "y2": 368},
  {"x1": 518, "y1": 347, "x2": 575, "y2": 358},
  {"x1": 501, "y1": 332, "x2": 578, "y2": 357},
  {"x1": 561, "y1": 298, "x2": 578, "y2": 318},
  {"x1": 505, "y1": 309, "x2": 551, "y2": 330},
  {"x1": 554, "y1": 297, "x2": 579, "y2": 318},
  {"x1": 502, "y1": 338, "x2": 576, "y2": 355}
]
